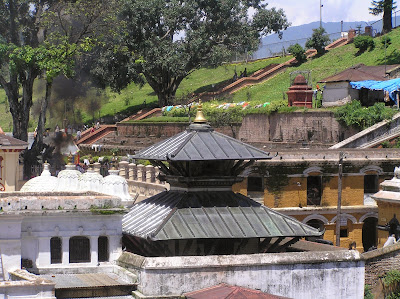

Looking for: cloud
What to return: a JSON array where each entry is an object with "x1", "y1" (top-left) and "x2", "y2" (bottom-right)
[{"x1": 266, "y1": 0, "x2": 380, "y2": 26}]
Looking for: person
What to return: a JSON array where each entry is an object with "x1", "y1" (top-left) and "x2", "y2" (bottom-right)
[
  {"x1": 96, "y1": 121, "x2": 100, "y2": 130},
  {"x1": 243, "y1": 68, "x2": 247, "y2": 77},
  {"x1": 76, "y1": 130, "x2": 81, "y2": 140},
  {"x1": 233, "y1": 70, "x2": 238, "y2": 81},
  {"x1": 383, "y1": 234, "x2": 397, "y2": 247},
  {"x1": 348, "y1": 241, "x2": 356, "y2": 250}
]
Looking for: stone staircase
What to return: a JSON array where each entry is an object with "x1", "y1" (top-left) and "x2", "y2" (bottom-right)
[
  {"x1": 330, "y1": 113, "x2": 400, "y2": 149},
  {"x1": 76, "y1": 125, "x2": 117, "y2": 146},
  {"x1": 192, "y1": 37, "x2": 350, "y2": 103}
]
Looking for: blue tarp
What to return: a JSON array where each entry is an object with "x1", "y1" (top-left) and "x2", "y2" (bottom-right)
[{"x1": 350, "y1": 78, "x2": 400, "y2": 102}]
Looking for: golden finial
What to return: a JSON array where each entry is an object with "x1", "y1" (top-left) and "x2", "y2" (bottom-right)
[
  {"x1": 194, "y1": 100, "x2": 207, "y2": 123},
  {"x1": 111, "y1": 152, "x2": 118, "y2": 170},
  {"x1": 68, "y1": 152, "x2": 73, "y2": 165}
]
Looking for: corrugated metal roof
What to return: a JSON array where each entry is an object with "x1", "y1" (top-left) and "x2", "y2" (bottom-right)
[
  {"x1": 123, "y1": 191, "x2": 322, "y2": 241},
  {"x1": 132, "y1": 123, "x2": 272, "y2": 161}
]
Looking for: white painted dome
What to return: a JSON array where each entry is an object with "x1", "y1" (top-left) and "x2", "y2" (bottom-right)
[
  {"x1": 79, "y1": 167, "x2": 104, "y2": 192},
  {"x1": 57, "y1": 164, "x2": 82, "y2": 191},
  {"x1": 20, "y1": 163, "x2": 58, "y2": 192},
  {"x1": 103, "y1": 169, "x2": 132, "y2": 203}
]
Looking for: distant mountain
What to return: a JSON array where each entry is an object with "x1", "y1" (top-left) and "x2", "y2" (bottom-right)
[{"x1": 253, "y1": 18, "x2": 400, "y2": 59}]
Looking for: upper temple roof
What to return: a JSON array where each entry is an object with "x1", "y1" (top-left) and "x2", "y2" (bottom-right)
[{"x1": 132, "y1": 123, "x2": 272, "y2": 161}]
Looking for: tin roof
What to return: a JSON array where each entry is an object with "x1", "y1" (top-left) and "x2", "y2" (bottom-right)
[
  {"x1": 184, "y1": 283, "x2": 290, "y2": 299},
  {"x1": 122, "y1": 191, "x2": 322, "y2": 241},
  {"x1": 132, "y1": 123, "x2": 272, "y2": 161},
  {"x1": 318, "y1": 64, "x2": 400, "y2": 83},
  {"x1": 0, "y1": 133, "x2": 28, "y2": 149}
]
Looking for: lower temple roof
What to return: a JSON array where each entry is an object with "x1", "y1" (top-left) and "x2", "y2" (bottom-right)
[{"x1": 122, "y1": 191, "x2": 322, "y2": 241}]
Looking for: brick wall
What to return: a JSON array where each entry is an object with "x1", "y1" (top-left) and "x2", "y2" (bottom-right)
[{"x1": 363, "y1": 243, "x2": 400, "y2": 287}]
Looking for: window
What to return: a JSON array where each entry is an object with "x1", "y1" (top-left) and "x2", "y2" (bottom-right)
[
  {"x1": 50, "y1": 237, "x2": 62, "y2": 264},
  {"x1": 247, "y1": 177, "x2": 263, "y2": 192},
  {"x1": 98, "y1": 236, "x2": 109, "y2": 262},
  {"x1": 340, "y1": 228, "x2": 348, "y2": 238},
  {"x1": 69, "y1": 236, "x2": 90, "y2": 263},
  {"x1": 364, "y1": 174, "x2": 378, "y2": 194},
  {"x1": 307, "y1": 176, "x2": 322, "y2": 205}
]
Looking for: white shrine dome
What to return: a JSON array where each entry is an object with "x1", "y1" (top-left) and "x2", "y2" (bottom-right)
[
  {"x1": 79, "y1": 168, "x2": 104, "y2": 192},
  {"x1": 56, "y1": 164, "x2": 82, "y2": 191},
  {"x1": 103, "y1": 169, "x2": 133, "y2": 204},
  {"x1": 20, "y1": 162, "x2": 59, "y2": 192}
]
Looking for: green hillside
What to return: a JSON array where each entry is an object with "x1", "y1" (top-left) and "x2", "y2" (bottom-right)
[
  {"x1": 0, "y1": 56, "x2": 288, "y2": 132},
  {"x1": 231, "y1": 28, "x2": 400, "y2": 103},
  {"x1": 1, "y1": 27, "x2": 400, "y2": 132}
]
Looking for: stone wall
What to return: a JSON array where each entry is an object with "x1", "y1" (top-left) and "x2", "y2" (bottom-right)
[
  {"x1": 239, "y1": 111, "x2": 357, "y2": 145},
  {"x1": 363, "y1": 242, "x2": 400, "y2": 288},
  {"x1": 119, "y1": 250, "x2": 364, "y2": 299},
  {"x1": 117, "y1": 112, "x2": 356, "y2": 147}
]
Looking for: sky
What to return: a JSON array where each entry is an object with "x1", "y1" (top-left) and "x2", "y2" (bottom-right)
[{"x1": 266, "y1": 0, "x2": 382, "y2": 27}]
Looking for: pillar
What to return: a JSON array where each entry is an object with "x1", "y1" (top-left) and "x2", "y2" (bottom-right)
[
  {"x1": 145, "y1": 165, "x2": 153, "y2": 183},
  {"x1": 119, "y1": 161, "x2": 129, "y2": 179},
  {"x1": 62, "y1": 236, "x2": 70, "y2": 266},
  {"x1": 128, "y1": 163, "x2": 135, "y2": 180},
  {"x1": 93, "y1": 162, "x2": 101, "y2": 174},
  {"x1": 137, "y1": 165, "x2": 144, "y2": 182},
  {"x1": 90, "y1": 236, "x2": 98, "y2": 265}
]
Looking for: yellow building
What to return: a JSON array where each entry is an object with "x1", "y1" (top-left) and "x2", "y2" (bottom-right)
[
  {"x1": 233, "y1": 149, "x2": 400, "y2": 252},
  {"x1": 0, "y1": 131, "x2": 28, "y2": 191}
]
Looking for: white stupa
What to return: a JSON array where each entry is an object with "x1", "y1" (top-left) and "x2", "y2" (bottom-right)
[
  {"x1": 103, "y1": 169, "x2": 133, "y2": 206},
  {"x1": 79, "y1": 165, "x2": 104, "y2": 192},
  {"x1": 56, "y1": 155, "x2": 81, "y2": 192},
  {"x1": 20, "y1": 162, "x2": 58, "y2": 192}
]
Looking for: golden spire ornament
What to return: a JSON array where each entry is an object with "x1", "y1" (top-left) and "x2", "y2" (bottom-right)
[{"x1": 193, "y1": 100, "x2": 207, "y2": 123}]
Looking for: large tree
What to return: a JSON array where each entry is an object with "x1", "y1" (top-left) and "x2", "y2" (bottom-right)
[
  {"x1": 91, "y1": 0, "x2": 290, "y2": 107},
  {"x1": 370, "y1": 0, "x2": 397, "y2": 33},
  {"x1": 0, "y1": 0, "x2": 115, "y2": 142}
]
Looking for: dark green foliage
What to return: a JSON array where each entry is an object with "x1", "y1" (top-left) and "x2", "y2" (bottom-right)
[
  {"x1": 305, "y1": 27, "x2": 330, "y2": 55},
  {"x1": 287, "y1": 43, "x2": 307, "y2": 63},
  {"x1": 370, "y1": 0, "x2": 396, "y2": 33},
  {"x1": 354, "y1": 35, "x2": 376, "y2": 53},
  {"x1": 91, "y1": 0, "x2": 290, "y2": 107},
  {"x1": 334, "y1": 100, "x2": 396, "y2": 129},
  {"x1": 381, "y1": 35, "x2": 392, "y2": 48},
  {"x1": 383, "y1": 270, "x2": 400, "y2": 298},
  {"x1": 364, "y1": 285, "x2": 374, "y2": 299}
]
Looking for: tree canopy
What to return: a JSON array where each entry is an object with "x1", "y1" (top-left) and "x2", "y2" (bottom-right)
[
  {"x1": 0, "y1": 0, "x2": 115, "y2": 142},
  {"x1": 91, "y1": 0, "x2": 290, "y2": 107},
  {"x1": 305, "y1": 27, "x2": 330, "y2": 55},
  {"x1": 370, "y1": 0, "x2": 396, "y2": 33}
]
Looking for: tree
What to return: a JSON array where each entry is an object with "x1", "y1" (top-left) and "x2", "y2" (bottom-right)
[
  {"x1": 370, "y1": 0, "x2": 396, "y2": 33},
  {"x1": 0, "y1": 0, "x2": 116, "y2": 142},
  {"x1": 305, "y1": 27, "x2": 330, "y2": 55},
  {"x1": 287, "y1": 43, "x2": 307, "y2": 63},
  {"x1": 91, "y1": 0, "x2": 290, "y2": 107},
  {"x1": 353, "y1": 35, "x2": 375, "y2": 53}
]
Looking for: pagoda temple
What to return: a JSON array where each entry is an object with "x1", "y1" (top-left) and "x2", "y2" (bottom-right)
[{"x1": 122, "y1": 102, "x2": 322, "y2": 256}]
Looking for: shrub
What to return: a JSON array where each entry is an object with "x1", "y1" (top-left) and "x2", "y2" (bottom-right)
[
  {"x1": 383, "y1": 270, "x2": 400, "y2": 299},
  {"x1": 381, "y1": 36, "x2": 392, "y2": 48},
  {"x1": 354, "y1": 35, "x2": 375, "y2": 53},
  {"x1": 334, "y1": 100, "x2": 396, "y2": 129},
  {"x1": 287, "y1": 43, "x2": 307, "y2": 63},
  {"x1": 305, "y1": 27, "x2": 330, "y2": 55}
]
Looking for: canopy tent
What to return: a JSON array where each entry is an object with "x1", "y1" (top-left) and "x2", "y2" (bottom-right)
[{"x1": 350, "y1": 78, "x2": 400, "y2": 103}]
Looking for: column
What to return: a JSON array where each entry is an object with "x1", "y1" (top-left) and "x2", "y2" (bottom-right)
[
  {"x1": 128, "y1": 163, "x2": 135, "y2": 180},
  {"x1": 93, "y1": 162, "x2": 101, "y2": 174},
  {"x1": 155, "y1": 167, "x2": 160, "y2": 184},
  {"x1": 145, "y1": 165, "x2": 153, "y2": 183},
  {"x1": 90, "y1": 236, "x2": 98, "y2": 265},
  {"x1": 37, "y1": 237, "x2": 51, "y2": 268},
  {"x1": 62, "y1": 236, "x2": 70, "y2": 266},
  {"x1": 137, "y1": 165, "x2": 144, "y2": 182},
  {"x1": 119, "y1": 161, "x2": 129, "y2": 179}
]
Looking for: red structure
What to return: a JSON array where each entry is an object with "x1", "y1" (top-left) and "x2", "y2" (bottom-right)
[{"x1": 286, "y1": 74, "x2": 314, "y2": 108}]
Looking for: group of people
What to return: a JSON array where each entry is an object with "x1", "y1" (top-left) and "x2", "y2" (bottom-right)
[{"x1": 232, "y1": 68, "x2": 247, "y2": 81}]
